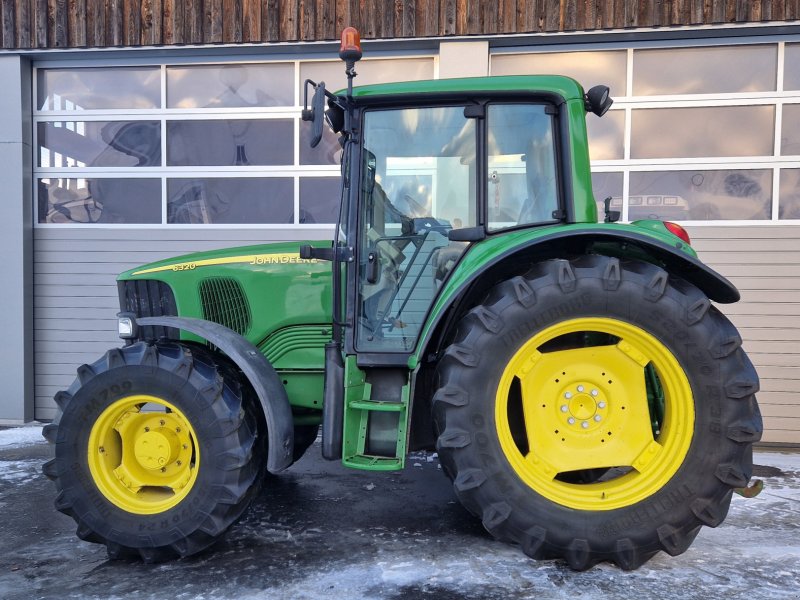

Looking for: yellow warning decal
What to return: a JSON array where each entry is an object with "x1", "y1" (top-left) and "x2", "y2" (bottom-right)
[{"x1": 132, "y1": 253, "x2": 317, "y2": 276}]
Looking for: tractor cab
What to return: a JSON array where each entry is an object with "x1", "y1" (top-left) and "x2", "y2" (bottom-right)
[{"x1": 300, "y1": 28, "x2": 614, "y2": 469}]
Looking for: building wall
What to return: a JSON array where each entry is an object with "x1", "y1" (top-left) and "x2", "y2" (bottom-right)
[{"x1": 2, "y1": 0, "x2": 798, "y2": 49}]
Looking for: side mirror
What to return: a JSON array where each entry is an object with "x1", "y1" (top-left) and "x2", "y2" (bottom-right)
[{"x1": 301, "y1": 80, "x2": 327, "y2": 148}]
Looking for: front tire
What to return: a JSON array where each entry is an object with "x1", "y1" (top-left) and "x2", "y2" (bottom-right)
[
  {"x1": 433, "y1": 256, "x2": 762, "y2": 570},
  {"x1": 42, "y1": 342, "x2": 264, "y2": 562}
]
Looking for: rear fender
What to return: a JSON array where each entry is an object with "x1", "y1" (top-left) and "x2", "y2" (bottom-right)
[
  {"x1": 415, "y1": 227, "x2": 740, "y2": 364},
  {"x1": 136, "y1": 316, "x2": 294, "y2": 473}
]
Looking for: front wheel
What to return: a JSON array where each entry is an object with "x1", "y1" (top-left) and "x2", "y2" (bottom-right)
[
  {"x1": 433, "y1": 256, "x2": 762, "y2": 570},
  {"x1": 43, "y1": 342, "x2": 264, "y2": 562}
]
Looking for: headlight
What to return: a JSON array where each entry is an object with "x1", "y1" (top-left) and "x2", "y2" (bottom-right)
[{"x1": 117, "y1": 312, "x2": 138, "y2": 340}]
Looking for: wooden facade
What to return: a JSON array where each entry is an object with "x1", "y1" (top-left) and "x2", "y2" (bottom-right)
[{"x1": 1, "y1": 0, "x2": 798, "y2": 50}]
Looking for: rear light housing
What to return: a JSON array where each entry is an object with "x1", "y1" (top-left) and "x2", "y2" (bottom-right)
[{"x1": 664, "y1": 221, "x2": 691, "y2": 245}]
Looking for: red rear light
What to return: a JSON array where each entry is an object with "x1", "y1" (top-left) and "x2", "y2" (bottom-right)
[
  {"x1": 664, "y1": 221, "x2": 691, "y2": 245},
  {"x1": 339, "y1": 27, "x2": 362, "y2": 62}
]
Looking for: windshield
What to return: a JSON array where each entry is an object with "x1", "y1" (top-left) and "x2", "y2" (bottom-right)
[{"x1": 356, "y1": 106, "x2": 476, "y2": 352}]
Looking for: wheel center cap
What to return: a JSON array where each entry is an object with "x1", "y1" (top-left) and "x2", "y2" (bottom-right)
[
  {"x1": 569, "y1": 395, "x2": 596, "y2": 420},
  {"x1": 134, "y1": 430, "x2": 176, "y2": 470}
]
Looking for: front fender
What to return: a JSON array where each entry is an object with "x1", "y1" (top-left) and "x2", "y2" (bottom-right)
[{"x1": 136, "y1": 316, "x2": 294, "y2": 473}]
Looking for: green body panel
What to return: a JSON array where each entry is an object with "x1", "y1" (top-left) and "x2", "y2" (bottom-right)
[{"x1": 118, "y1": 241, "x2": 334, "y2": 417}]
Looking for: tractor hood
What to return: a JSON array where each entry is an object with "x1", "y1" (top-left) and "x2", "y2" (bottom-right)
[{"x1": 117, "y1": 241, "x2": 333, "y2": 348}]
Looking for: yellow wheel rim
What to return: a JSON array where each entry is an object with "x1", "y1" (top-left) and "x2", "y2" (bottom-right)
[
  {"x1": 495, "y1": 317, "x2": 694, "y2": 511},
  {"x1": 87, "y1": 395, "x2": 200, "y2": 514}
]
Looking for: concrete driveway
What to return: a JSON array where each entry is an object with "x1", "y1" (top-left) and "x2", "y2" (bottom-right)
[{"x1": 0, "y1": 425, "x2": 798, "y2": 600}]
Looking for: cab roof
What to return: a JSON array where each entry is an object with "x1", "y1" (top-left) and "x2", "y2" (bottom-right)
[{"x1": 344, "y1": 75, "x2": 586, "y2": 103}]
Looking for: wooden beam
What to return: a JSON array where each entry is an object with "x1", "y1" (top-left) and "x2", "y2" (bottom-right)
[
  {"x1": 70, "y1": 0, "x2": 87, "y2": 45},
  {"x1": 1, "y1": 0, "x2": 15, "y2": 48},
  {"x1": 105, "y1": 0, "x2": 123, "y2": 45},
  {"x1": 205, "y1": 0, "x2": 223, "y2": 42},
  {"x1": 163, "y1": 0, "x2": 184, "y2": 44},
  {"x1": 242, "y1": 0, "x2": 260, "y2": 40}
]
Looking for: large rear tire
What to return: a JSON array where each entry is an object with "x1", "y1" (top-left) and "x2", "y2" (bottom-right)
[
  {"x1": 433, "y1": 256, "x2": 762, "y2": 570},
  {"x1": 42, "y1": 341, "x2": 264, "y2": 562}
]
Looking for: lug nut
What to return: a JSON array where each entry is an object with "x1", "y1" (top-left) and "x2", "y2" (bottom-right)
[
  {"x1": 598, "y1": 401, "x2": 606, "y2": 409},
  {"x1": 577, "y1": 385, "x2": 585, "y2": 392},
  {"x1": 581, "y1": 421, "x2": 589, "y2": 429},
  {"x1": 594, "y1": 415, "x2": 602, "y2": 422},
  {"x1": 560, "y1": 405, "x2": 568, "y2": 413},
  {"x1": 568, "y1": 417, "x2": 576, "y2": 425},
  {"x1": 565, "y1": 392, "x2": 572, "y2": 399},
  {"x1": 591, "y1": 389, "x2": 599, "y2": 396}
]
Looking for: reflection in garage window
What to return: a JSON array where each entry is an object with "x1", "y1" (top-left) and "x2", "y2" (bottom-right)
[
  {"x1": 629, "y1": 170, "x2": 772, "y2": 221},
  {"x1": 38, "y1": 178, "x2": 161, "y2": 224},
  {"x1": 631, "y1": 106, "x2": 774, "y2": 159},
  {"x1": 38, "y1": 121, "x2": 161, "y2": 167},
  {"x1": 37, "y1": 67, "x2": 161, "y2": 111},
  {"x1": 167, "y1": 178, "x2": 293, "y2": 224},
  {"x1": 779, "y1": 170, "x2": 800, "y2": 219},
  {"x1": 167, "y1": 120, "x2": 293, "y2": 166},
  {"x1": 167, "y1": 63, "x2": 294, "y2": 108},
  {"x1": 591, "y1": 172, "x2": 624, "y2": 221},
  {"x1": 299, "y1": 177, "x2": 341, "y2": 223}
]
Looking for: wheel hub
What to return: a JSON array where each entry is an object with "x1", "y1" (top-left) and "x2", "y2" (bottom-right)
[
  {"x1": 561, "y1": 382, "x2": 606, "y2": 428},
  {"x1": 134, "y1": 429, "x2": 179, "y2": 470}
]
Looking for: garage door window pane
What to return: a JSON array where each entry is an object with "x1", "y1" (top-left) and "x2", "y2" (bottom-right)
[
  {"x1": 167, "y1": 64, "x2": 294, "y2": 108},
  {"x1": 167, "y1": 120, "x2": 293, "y2": 166},
  {"x1": 38, "y1": 121, "x2": 161, "y2": 168},
  {"x1": 780, "y1": 104, "x2": 800, "y2": 156},
  {"x1": 633, "y1": 45, "x2": 776, "y2": 95},
  {"x1": 491, "y1": 51, "x2": 627, "y2": 96},
  {"x1": 38, "y1": 178, "x2": 161, "y2": 223},
  {"x1": 779, "y1": 170, "x2": 800, "y2": 219},
  {"x1": 299, "y1": 177, "x2": 340, "y2": 224},
  {"x1": 37, "y1": 67, "x2": 161, "y2": 111},
  {"x1": 631, "y1": 107, "x2": 774, "y2": 159},
  {"x1": 591, "y1": 172, "x2": 623, "y2": 220},
  {"x1": 629, "y1": 170, "x2": 771, "y2": 221},
  {"x1": 784, "y1": 44, "x2": 800, "y2": 90},
  {"x1": 167, "y1": 178, "x2": 293, "y2": 224},
  {"x1": 587, "y1": 111, "x2": 625, "y2": 161}
]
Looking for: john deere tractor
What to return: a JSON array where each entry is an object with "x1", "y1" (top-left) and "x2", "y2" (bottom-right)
[{"x1": 43, "y1": 29, "x2": 762, "y2": 570}]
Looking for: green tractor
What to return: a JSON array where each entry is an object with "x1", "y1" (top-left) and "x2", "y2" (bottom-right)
[{"x1": 43, "y1": 29, "x2": 762, "y2": 570}]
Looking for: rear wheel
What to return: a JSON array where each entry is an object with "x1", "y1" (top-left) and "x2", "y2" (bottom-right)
[
  {"x1": 43, "y1": 342, "x2": 264, "y2": 562},
  {"x1": 433, "y1": 256, "x2": 762, "y2": 570}
]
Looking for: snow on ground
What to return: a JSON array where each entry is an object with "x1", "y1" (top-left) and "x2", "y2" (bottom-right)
[{"x1": 0, "y1": 425, "x2": 45, "y2": 448}]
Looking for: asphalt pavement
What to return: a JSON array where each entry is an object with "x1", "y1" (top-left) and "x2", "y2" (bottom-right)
[{"x1": 0, "y1": 425, "x2": 798, "y2": 600}]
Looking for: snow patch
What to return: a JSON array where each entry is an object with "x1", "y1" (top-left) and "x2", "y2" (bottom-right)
[{"x1": 0, "y1": 426, "x2": 45, "y2": 448}]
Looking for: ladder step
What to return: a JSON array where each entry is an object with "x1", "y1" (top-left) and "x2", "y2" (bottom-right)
[{"x1": 348, "y1": 400, "x2": 405, "y2": 412}]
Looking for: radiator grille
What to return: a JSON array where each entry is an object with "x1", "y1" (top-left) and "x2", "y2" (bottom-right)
[
  {"x1": 199, "y1": 277, "x2": 252, "y2": 336},
  {"x1": 117, "y1": 279, "x2": 179, "y2": 340}
]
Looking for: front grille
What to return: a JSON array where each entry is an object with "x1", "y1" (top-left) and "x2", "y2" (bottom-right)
[
  {"x1": 199, "y1": 277, "x2": 252, "y2": 336},
  {"x1": 118, "y1": 279, "x2": 179, "y2": 340}
]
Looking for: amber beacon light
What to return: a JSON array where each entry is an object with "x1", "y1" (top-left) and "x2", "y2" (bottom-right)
[{"x1": 339, "y1": 27, "x2": 363, "y2": 63}]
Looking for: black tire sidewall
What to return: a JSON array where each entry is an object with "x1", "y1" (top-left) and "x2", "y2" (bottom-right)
[
  {"x1": 441, "y1": 261, "x2": 735, "y2": 554},
  {"x1": 55, "y1": 363, "x2": 236, "y2": 547}
]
